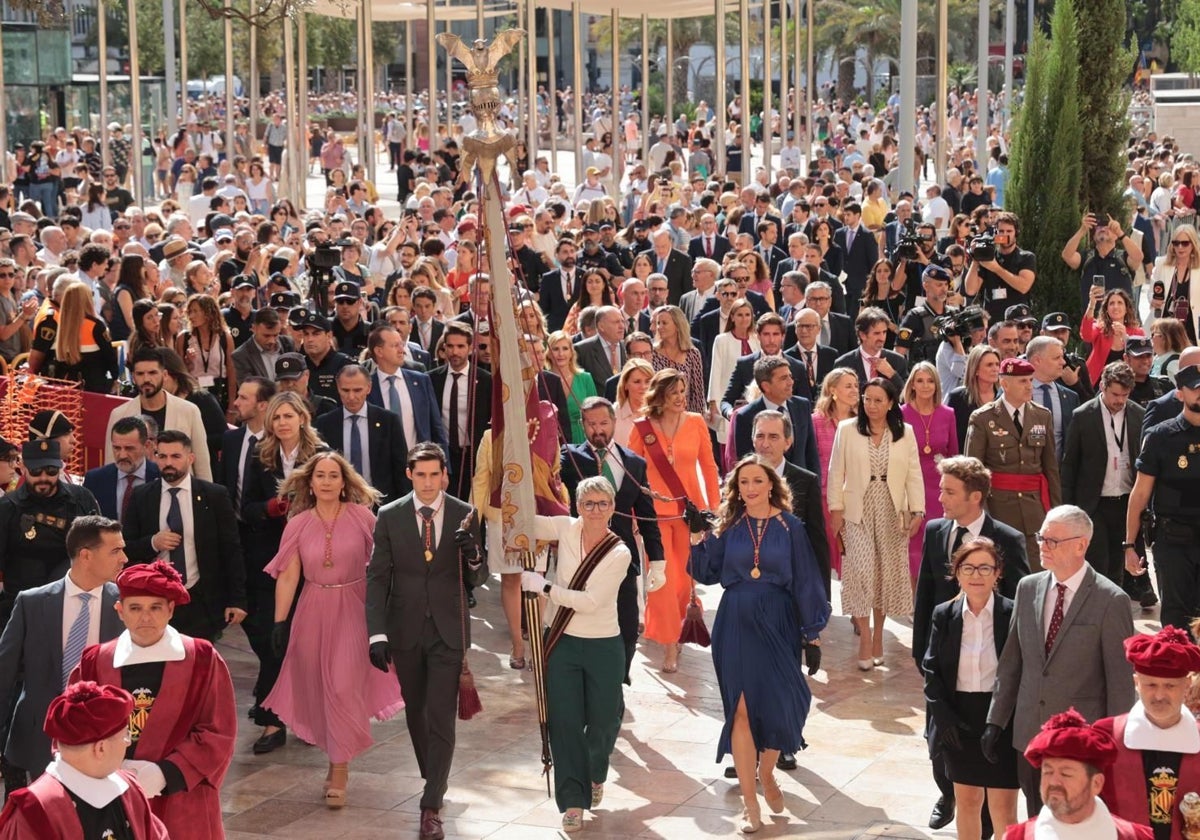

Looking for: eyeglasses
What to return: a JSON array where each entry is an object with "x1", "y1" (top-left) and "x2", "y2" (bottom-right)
[
  {"x1": 1173, "y1": 240, "x2": 1192, "y2": 247},
  {"x1": 730, "y1": 275, "x2": 751, "y2": 282},
  {"x1": 0, "y1": 272, "x2": 14, "y2": 279},
  {"x1": 958, "y1": 564, "x2": 997, "y2": 577},
  {"x1": 1034, "y1": 533, "x2": 1085, "y2": 550},
  {"x1": 718, "y1": 290, "x2": 737, "y2": 298},
  {"x1": 796, "y1": 323, "x2": 819, "y2": 330},
  {"x1": 806, "y1": 295, "x2": 830, "y2": 303},
  {"x1": 580, "y1": 499, "x2": 613, "y2": 512},
  {"x1": 26, "y1": 466, "x2": 60, "y2": 477}
]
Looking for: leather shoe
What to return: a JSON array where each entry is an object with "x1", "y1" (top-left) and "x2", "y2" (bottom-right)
[
  {"x1": 929, "y1": 794, "x2": 955, "y2": 829},
  {"x1": 775, "y1": 752, "x2": 797, "y2": 770},
  {"x1": 723, "y1": 765, "x2": 738, "y2": 779},
  {"x1": 419, "y1": 808, "x2": 445, "y2": 840},
  {"x1": 252, "y1": 726, "x2": 286, "y2": 755},
  {"x1": 467, "y1": 592, "x2": 478, "y2": 609}
]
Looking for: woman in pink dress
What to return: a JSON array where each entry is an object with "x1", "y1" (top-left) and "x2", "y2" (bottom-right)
[
  {"x1": 813, "y1": 367, "x2": 860, "y2": 579},
  {"x1": 900, "y1": 362, "x2": 959, "y2": 584},
  {"x1": 264, "y1": 452, "x2": 404, "y2": 809}
]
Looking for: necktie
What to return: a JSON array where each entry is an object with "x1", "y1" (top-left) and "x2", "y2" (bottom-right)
[
  {"x1": 348, "y1": 414, "x2": 363, "y2": 475},
  {"x1": 805, "y1": 350, "x2": 816, "y2": 387},
  {"x1": 820, "y1": 317, "x2": 831, "y2": 347},
  {"x1": 419, "y1": 505, "x2": 436, "y2": 559},
  {"x1": 449, "y1": 373, "x2": 462, "y2": 451},
  {"x1": 1039, "y1": 383, "x2": 1057, "y2": 440},
  {"x1": 386, "y1": 375, "x2": 402, "y2": 414},
  {"x1": 951, "y1": 525, "x2": 969, "y2": 559},
  {"x1": 237, "y1": 434, "x2": 257, "y2": 511},
  {"x1": 421, "y1": 321, "x2": 430, "y2": 350},
  {"x1": 166, "y1": 487, "x2": 187, "y2": 583},
  {"x1": 120, "y1": 473, "x2": 136, "y2": 523},
  {"x1": 596, "y1": 447, "x2": 617, "y2": 489},
  {"x1": 62, "y1": 592, "x2": 92, "y2": 685},
  {"x1": 866, "y1": 356, "x2": 877, "y2": 380},
  {"x1": 658, "y1": 257, "x2": 666, "y2": 273},
  {"x1": 608, "y1": 342, "x2": 620, "y2": 375},
  {"x1": 705, "y1": 237, "x2": 713, "y2": 258},
  {"x1": 1013, "y1": 407, "x2": 1023, "y2": 438},
  {"x1": 1045, "y1": 582, "x2": 1067, "y2": 657},
  {"x1": 564, "y1": 271, "x2": 572, "y2": 299},
  {"x1": 846, "y1": 227, "x2": 856, "y2": 252}
]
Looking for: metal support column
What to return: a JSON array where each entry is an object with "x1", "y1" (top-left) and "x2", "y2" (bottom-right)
[
  {"x1": 806, "y1": 0, "x2": 813, "y2": 169},
  {"x1": 526, "y1": 0, "x2": 538, "y2": 160},
  {"x1": 714, "y1": 0, "x2": 726, "y2": 176},
  {"x1": 899, "y1": 0, "x2": 916, "y2": 195},
  {"x1": 298, "y1": 13, "x2": 309, "y2": 201},
  {"x1": 363, "y1": 0, "x2": 377, "y2": 182},
  {"x1": 406, "y1": 21, "x2": 415, "y2": 157},
  {"x1": 665, "y1": 18, "x2": 674, "y2": 130},
  {"x1": 739, "y1": 0, "x2": 750, "y2": 182},
  {"x1": 283, "y1": 14, "x2": 298, "y2": 208},
  {"x1": 792, "y1": 0, "x2": 801, "y2": 150},
  {"x1": 249, "y1": 23, "x2": 259, "y2": 146},
  {"x1": 179, "y1": 0, "x2": 187, "y2": 124},
  {"x1": 1003, "y1": 0, "x2": 1014, "y2": 128},
  {"x1": 224, "y1": 0, "x2": 235, "y2": 168},
  {"x1": 99, "y1": 0, "x2": 110, "y2": 168},
  {"x1": 779, "y1": 0, "x2": 788, "y2": 151},
  {"x1": 977, "y1": 0, "x2": 989, "y2": 143},
  {"x1": 572, "y1": 1, "x2": 584, "y2": 187},
  {"x1": 548, "y1": 10, "x2": 559, "y2": 171},
  {"x1": 640, "y1": 15, "x2": 648, "y2": 165},
  {"x1": 0, "y1": 27, "x2": 6, "y2": 167},
  {"x1": 935, "y1": 0, "x2": 948, "y2": 186},
  {"x1": 762, "y1": 0, "x2": 772, "y2": 182},
  {"x1": 128, "y1": 0, "x2": 143, "y2": 207},
  {"x1": 427, "y1": 0, "x2": 438, "y2": 155},
  {"x1": 164, "y1": 0, "x2": 177, "y2": 135},
  {"x1": 611, "y1": 9, "x2": 621, "y2": 194}
]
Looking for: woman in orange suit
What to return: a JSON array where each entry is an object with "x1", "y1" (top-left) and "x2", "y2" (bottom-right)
[{"x1": 628, "y1": 368, "x2": 721, "y2": 672}]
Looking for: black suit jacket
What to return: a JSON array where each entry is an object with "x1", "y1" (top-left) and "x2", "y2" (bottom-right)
[
  {"x1": 619, "y1": 308, "x2": 652, "y2": 337},
  {"x1": 123, "y1": 477, "x2": 248, "y2": 639},
  {"x1": 833, "y1": 223, "x2": 879, "y2": 294},
  {"x1": 314, "y1": 404, "x2": 410, "y2": 504},
  {"x1": 82, "y1": 461, "x2": 161, "y2": 521},
  {"x1": 720, "y1": 352, "x2": 812, "y2": 418},
  {"x1": 833, "y1": 347, "x2": 908, "y2": 390},
  {"x1": 782, "y1": 461, "x2": 830, "y2": 599},
  {"x1": 688, "y1": 234, "x2": 732, "y2": 263},
  {"x1": 911, "y1": 514, "x2": 1029, "y2": 667},
  {"x1": 738, "y1": 212, "x2": 784, "y2": 244},
  {"x1": 559, "y1": 444, "x2": 664, "y2": 573},
  {"x1": 1141, "y1": 389, "x2": 1180, "y2": 439},
  {"x1": 539, "y1": 269, "x2": 573, "y2": 333},
  {"x1": 649, "y1": 249, "x2": 694, "y2": 305},
  {"x1": 219, "y1": 425, "x2": 257, "y2": 515},
  {"x1": 1061, "y1": 395, "x2": 1143, "y2": 514},
  {"x1": 822, "y1": 311, "x2": 855, "y2": 356},
  {"x1": 412, "y1": 318, "x2": 445, "y2": 356},
  {"x1": 784, "y1": 343, "x2": 840, "y2": 390},
  {"x1": 730, "y1": 395, "x2": 819, "y2": 475}
]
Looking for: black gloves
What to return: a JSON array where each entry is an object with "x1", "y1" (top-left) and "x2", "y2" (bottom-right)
[
  {"x1": 369, "y1": 641, "x2": 391, "y2": 673},
  {"x1": 455, "y1": 527, "x2": 479, "y2": 565},
  {"x1": 684, "y1": 500, "x2": 714, "y2": 534},
  {"x1": 270, "y1": 622, "x2": 288, "y2": 659},
  {"x1": 803, "y1": 642, "x2": 822, "y2": 675},
  {"x1": 940, "y1": 720, "x2": 967, "y2": 753},
  {"x1": 980, "y1": 723, "x2": 1003, "y2": 764}
]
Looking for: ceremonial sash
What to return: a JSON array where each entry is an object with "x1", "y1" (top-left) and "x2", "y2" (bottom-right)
[
  {"x1": 543, "y1": 531, "x2": 622, "y2": 660},
  {"x1": 633, "y1": 417, "x2": 688, "y2": 516},
  {"x1": 991, "y1": 472, "x2": 1051, "y2": 513}
]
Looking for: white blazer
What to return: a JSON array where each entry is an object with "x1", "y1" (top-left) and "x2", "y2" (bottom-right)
[
  {"x1": 826, "y1": 416, "x2": 924, "y2": 526},
  {"x1": 1145, "y1": 257, "x2": 1200, "y2": 337},
  {"x1": 104, "y1": 391, "x2": 213, "y2": 481}
]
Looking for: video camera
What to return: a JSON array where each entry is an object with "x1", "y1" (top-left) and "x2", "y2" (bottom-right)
[
  {"x1": 895, "y1": 219, "x2": 925, "y2": 261},
  {"x1": 306, "y1": 241, "x2": 342, "y2": 314},
  {"x1": 933, "y1": 305, "x2": 987, "y2": 339},
  {"x1": 969, "y1": 228, "x2": 997, "y2": 262}
]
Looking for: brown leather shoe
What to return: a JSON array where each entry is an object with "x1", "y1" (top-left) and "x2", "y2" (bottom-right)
[{"x1": 419, "y1": 808, "x2": 445, "y2": 840}]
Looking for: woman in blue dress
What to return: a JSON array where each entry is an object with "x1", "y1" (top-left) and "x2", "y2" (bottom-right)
[{"x1": 687, "y1": 454, "x2": 830, "y2": 834}]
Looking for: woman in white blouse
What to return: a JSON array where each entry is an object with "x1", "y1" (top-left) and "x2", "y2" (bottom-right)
[
  {"x1": 707, "y1": 297, "x2": 760, "y2": 442},
  {"x1": 614, "y1": 358, "x2": 653, "y2": 449},
  {"x1": 521, "y1": 476, "x2": 638, "y2": 834}
]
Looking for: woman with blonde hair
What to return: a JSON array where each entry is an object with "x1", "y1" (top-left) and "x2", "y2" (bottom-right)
[
  {"x1": 46, "y1": 281, "x2": 117, "y2": 392},
  {"x1": 545, "y1": 330, "x2": 598, "y2": 444},
  {"x1": 1148, "y1": 221, "x2": 1200, "y2": 342},
  {"x1": 944, "y1": 345, "x2": 1001, "y2": 451},
  {"x1": 813, "y1": 368, "x2": 859, "y2": 578},
  {"x1": 614, "y1": 357, "x2": 654, "y2": 447},
  {"x1": 263, "y1": 451, "x2": 402, "y2": 808},
  {"x1": 900, "y1": 362, "x2": 958, "y2": 584},
  {"x1": 707, "y1": 297, "x2": 759, "y2": 443},
  {"x1": 410, "y1": 256, "x2": 455, "y2": 318},
  {"x1": 650, "y1": 305, "x2": 706, "y2": 415}
]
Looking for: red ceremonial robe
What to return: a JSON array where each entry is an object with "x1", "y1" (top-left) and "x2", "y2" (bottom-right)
[
  {"x1": 1004, "y1": 815, "x2": 1153, "y2": 840},
  {"x1": 0, "y1": 770, "x2": 169, "y2": 839},
  {"x1": 72, "y1": 634, "x2": 236, "y2": 840},
  {"x1": 1094, "y1": 713, "x2": 1200, "y2": 840}
]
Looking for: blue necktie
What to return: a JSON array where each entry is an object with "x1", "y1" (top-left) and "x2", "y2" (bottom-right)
[
  {"x1": 166, "y1": 487, "x2": 187, "y2": 583},
  {"x1": 62, "y1": 592, "x2": 92, "y2": 686},
  {"x1": 1039, "y1": 383, "x2": 1057, "y2": 445},
  {"x1": 387, "y1": 375, "x2": 402, "y2": 414},
  {"x1": 349, "y1": 414, "x2": 363, "y2": 475}
]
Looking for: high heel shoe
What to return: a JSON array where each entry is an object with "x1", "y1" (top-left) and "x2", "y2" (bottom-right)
[
  {"x1": 739, "y1": 797, "x2": 762, "y2": 833},
  {"x1": 856, "y1": 659, "x2": 874, "y2": 671},
  {"x1": 761, "y1": 772, "x2": 784, "y2": 814},
  {"x1": 325, "y1": 763, "x2": 348, "y2": 809}
]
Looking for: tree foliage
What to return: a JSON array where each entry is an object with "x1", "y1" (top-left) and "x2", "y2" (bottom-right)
[
  {"x1": 1075, "y1": 0, "x2": 1132, "y2": 220},
  {"x1": 1172, "y1": 0, "x2": 1200, "y2": 74},
  {"x1": 1009, "y1": 0, "x2": 1083, "y2": 320}
]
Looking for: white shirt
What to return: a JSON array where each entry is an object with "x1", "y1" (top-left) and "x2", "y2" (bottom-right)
[
  {"x1": 279, "y1": 444, "x2": 300, "y2": 477},
  {"x1": 1002, "y1": 398, "x2": 1026, "y2": 430},
  {"x1": 376, "y1": 368, "x2": 417, "y2": 446},
  {"x1": 112, "y1": 625, "x2": 186, "y2": 668},
  {"x1": 62, "y1": 573, "x2": 105, "y2": 662},
  {"x1": 956, "y1": 592, "x2": 998, "y2": 692},
  {"x1": 341, "y1": 406, "x2": 372, "y2": 485},
  {"x1": 950, "y1": 511, "x2": 987, "y2": 554},
  {"x1": 533, "y1": 515, "x2": 631, "y2": 638},
  {"x1": 1033, "y1": 796, "x2": 1118, "y2": 840},
  {"x1": 156, "y1": 474, "x2": 199, "y2": 588},
  {"x1": 592, "y1": 443, "x2": 627, "y2": 490},
  {"x1": 1100, "y1": 402, "x2": 1134, "y2": 497},
  {"x1": 1042, "y1": 563, "x2": 1088, "y2": 642},
  {"x1": 441, "y1": 362, "x2": 471, "y2": 447},
  {"x1": 114, "y1": 459, "x2": 149, "y2": 522},
  {"x1": 45, "y1": 756, "x2": 128, "y2": 810}
]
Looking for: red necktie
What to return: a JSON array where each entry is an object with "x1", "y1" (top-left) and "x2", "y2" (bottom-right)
[
  {"x1": 866, "y1": 356, "x2": 877, "y2": 380},
  {"x1": 120, "y1": 473, "x2": 136, "y2": 523},
  {"x1": 740, "y1": 337, "x2": 752, "y2": 355},
  {"x1": 705, "y1": 237, "x2": 713, "y2": 258},
  {"x1": 1045, "y1": 583, "x2": 1067, "y2": 657}
]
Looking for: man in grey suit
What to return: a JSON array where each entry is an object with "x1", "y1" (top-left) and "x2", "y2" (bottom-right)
[
  {"x1": 982, "y1": 504, "x2": 1136, "y2": 815},
  {"x1": 365, "y1": 443, "x2": 487, "y2": 840},
  {"x1": 232, "y1": 308, "x2": 290, "y2": 384},
  {"x1": 0, "y1": 516, "x2": 124, "y2": 791},
  {"x1": 574, "y1": 306, "x2": 626, "y2": 392}
]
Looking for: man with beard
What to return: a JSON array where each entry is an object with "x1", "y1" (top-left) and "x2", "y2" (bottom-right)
[
  {"x1": 0, "y1": 441, "x2": 100, "y2": 628},
  {"x1": 84, "y1": 417, "x2": 161, "y2": 523},
  {"x1": 1006, "y1": 709, "x2": 1152, "y2": 839},
  {"x1": 896, "y1": 264, "x2": 959, "y2": 365},
  {"x1": 222, "y1": 275, "x2": 258, "y2": 349}
]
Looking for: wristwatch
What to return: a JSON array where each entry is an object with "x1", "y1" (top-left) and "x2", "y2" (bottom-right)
[
  {"x1": 542, "y1": 582, "x2": 553, "y2": 595},
  {"x1": 1121, "y1": 542, "x2": 1137, "y2": 550}
]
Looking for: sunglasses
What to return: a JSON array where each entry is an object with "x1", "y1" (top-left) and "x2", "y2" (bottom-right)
[
  {"x1": 0, "y1": 272, "x2": 14, "y2": 279},
  {"x1": 26, "y1": 466, "x2": 60, "y2": 477},
  {"x1": 1173, "y1": 240, "x2": 1192, "y2": 246}
]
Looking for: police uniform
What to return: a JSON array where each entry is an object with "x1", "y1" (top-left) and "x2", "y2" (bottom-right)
[
  {"x1": 331, "y1": 280, "x2": 370, "y2": 357},
  {"x1": 964, "y1": 367, "x2": 1062, "y2": 569},
  {"x1": 896, "y1": 303, "x2": 958, "y2": 365},
  {"x1": 1131, "y1": 376, "x2": 1172, "y2": 408},
  {"x1": 272, "y1": 352, "x2": 339, "y2": 418},
  {"x1": 294, "y1": 310, "x2": 352, "y2": 404},
  {"x1": 222, "y1": 306, "x2": 256, "y2": 349}
]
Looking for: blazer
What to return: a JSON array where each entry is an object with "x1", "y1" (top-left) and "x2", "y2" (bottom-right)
[
  {"x1": 559, "y1": 443, "x2": 664, "y2": 573},
  {"x1": 105, "y1": 392, "x2": 213, "y2": 481},
  {"x1": 365, "y1": 493, "x2": 488, "y2": 650},
  {"x1": 720, "y1": 352, "x2": 812, "y2": 417},
  {"x1": 1061, "y1": 395, "x2": 1143, "y2": 514},
  {"x1": 231, "y1": 335, "x2": 296, "y2": 383},
  {"x1": 1142, "y1": 389, "x2": 1182, "y2": 438},
  {"x1": 729, "y1": 395, "x2": 819, "y2": 476},
  {"x1": 757, "y1": 243, "x2": 789, "y2": 278},
  {"x1": 826, "y1": 418, "x2": 925, "y2": 525},
  {"x1": 573, "y1": 335, "x2": 624, "y2": 395},
  {"x1": 411, "y1": 317, "x2": 445, "y2": 356},
  {"x1": 218, "y1": 425, "x2": 256, "y2": 514},
  {"x1": 82, "y1": 461, "x2": 161, "y2": 521},
  {"x1": 833, "y1": 223, "x2": 879, "y2": 292},
  {"x1": 986, "y1": 565, "x2": 1136, "y2": 750},
  {"x1": 696, "y1": 290, "x2": 771, "y2": 322},
  {"x1": 0, "y1": 577, "x2": 122, "y2": 772},
  {"x1": 911, "y1": 514, "x2": 1029, "y2": 667},
  {"x1": 738, "y1": 211, "x2": 784, "y2": 244},
  {"x1": 365, "y1": 367, "x2": 449, "y2": 453},
  {"x1": 833, "y1": 346, "x2": 909, "y2": 391},
  {"x1": 687, "y1": 233, "x2": 732, "y2": 263},
  {"x1": 650, "y1": 248, "x2": 694, "y2": 305},
  {"x1": 823, "y1": 311, "x2": 856, "y2": 356},
  {"x1": 1034, "y1": 379, "x2": 1081, "y2": 460},
  {"x1": 539, "y1": 268, "x2": 573, "y2": 332},
  {"x1": 782, "y1": 460, "x2": 831, "y2": 598},
  {"x1": 923, "y1": 594, "x2": 1015, "y2": 749},
  {"x1": 122, "y1": 477, "x2": 248, "y2": 639},
  {"x1": 406, "y1": 340, "x2": 432, "y2": 369},
  {"x1": 619, "y1": 308, "x2": 652, "y2": 337},
  {"x1": 314, "y1": 404, "x2": 410, "y2": 504},
  {"x1": 784, "y1": 343, "x2": 840, "y2": 390}
]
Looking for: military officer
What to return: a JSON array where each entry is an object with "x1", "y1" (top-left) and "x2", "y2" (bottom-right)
[
  {"x1": 1124, "y1": 364, "x2": 1200, "y2": 634},
  {"x1": 964, "y1": 356, "x2": 1062, "y2": 569},
  {"x1": 895, "y1": 264, "x2": 959, "y2": 365}
]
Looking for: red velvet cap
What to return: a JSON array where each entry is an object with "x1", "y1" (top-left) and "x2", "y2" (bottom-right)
[
  {"x1": 999, "y1": 357, "x2": 1035, "y2": 377},
  {"x1": 1125, "y1": 627, "x2": 1200, "y2": 678},
  {"x1": 44, "y1": 682, "x2": 133, "y2": 746},
  {"x1": 117, "y1": 561, "x2": 191, "y2": 605},
  {"x1": 1024, "y1": 708, "x2": 1118, "y2": 770}
]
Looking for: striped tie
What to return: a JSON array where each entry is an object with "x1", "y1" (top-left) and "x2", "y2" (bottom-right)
[{"x1": 62, "y1": 592, "x2": 92, "y2": 686}]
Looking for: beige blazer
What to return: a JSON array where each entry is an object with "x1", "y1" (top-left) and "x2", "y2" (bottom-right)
[
  {"x1": 104, "y1": 391, "x2": 213, "y2": 481},
  {"x1": 826, "y1": 416, "x2": 924, "y2": 526}
]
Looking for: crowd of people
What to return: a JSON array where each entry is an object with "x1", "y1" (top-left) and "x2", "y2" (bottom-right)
[{"x1": 3, "y1": 78, "x2": 1200, "y2": 840}]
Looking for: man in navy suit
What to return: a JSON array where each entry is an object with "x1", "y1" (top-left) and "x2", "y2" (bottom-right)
[
  {"x1": 785, "y1": 307, "x2": 840, "y2": 391},
  {"x1": 687, "y1": 213, "x2": 732, "y2": 263},
  {"x1": 1027, "y1": 335, "x2": 1080, "y2": 462},
  {"x1": 832, "y1": 202, "x2": 878, "y2": 318},
  {"x1": 364, "y1": 326, "x2": 449, "y2": 461},
  {"x1": 382, "y1": 306, "x2": 433, "y2": 369},
  {"x1": 428, "y1": 322, "x2": 492, "y2": 503},
  {"x1": 738, "y1": 190, "x2": 784, "y2": 244},
  {"x1": 618, "y1": 277, "x2": 652, "y2": 336},
  {"x1": 720, "y1": 314, "x2": 812, "y2": 419},
  {"x1": 560, "y1": 398, "x2": 665, "y2": 684},
  {"x1": 804, "y1": 278, "x2": 854, "y2": 355},
  {"x1": 539, "y1": 239, "x2": 578, "y2": 333},
  {"x1": 410, "y1": 287, "x2": 445, "y2": 358},
  {"x1": 647, "y1": 227, "x2": 694, "y2": 305},
  {"x1": 726, "y1": 357, "x2": 819, "y2": 474},
  {"x1": 220, "y1": 377, "x2": 275, "y2": 579},
  {"x1": 315, "y1": 365, "x2": 411, "y2": 505},
  {"x1": 755, "y1": 218, "x2": 788, "y2": 278},
  {"x1": 834, "y1": 306, "x2": 908, "y2": 390},
  {"x1": 83, "y1": 416, "x2": 159, "y2": 523}
]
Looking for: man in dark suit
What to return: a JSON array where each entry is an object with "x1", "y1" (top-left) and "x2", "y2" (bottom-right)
[
  {"x1": 755, "y1": 218, "x2": 788, "y2": 278},
  {"x1": 560, "y1": 398, "x2": 665, "y2": 684},
  {"x1": 231, "y1": 307, "x2": 291, "y2": 383},
  {"x1": 383, "y1": 306, "x2": 433, "y2": 369},
  {"x1": 1027, "y1": 335, "x2": 1081, "y2": 462},
  {"x1": 617, "y1": 277, "x2": 652, "y2": 336},
  {"x1": 804, "y1": 279, "x2": 854, "y2": 355},
  {"x1": 883, "y1": 199, "x2": 915, "y2": 259},
  {"x1": 1061, "y1": 362, "x2": 1143, "y2": 587},
  {"x1": 428, "y1": 322, "x2": 492, "y2": 502},
  {"x1": 982, "y1": 504, "x2": 1136, "y2": 815},
  {"x1": 0, "y1": 516, "x2": 124, "y2": 792},
  {"x1": 832, "y1": 202, "x2": 879, "y2": 318},
  {"x1": 315, "y1": 365, "x2": 410, "y2": 505},
  {"x1": 122, "y1": 430, "x2": 248, "y2": 643},
  {"x1": 784, "y1": 307, "x2": 840, "y2": 391},
  {"x1": 802, "y1": 243, "x2": 849, "y2": 314},
  {"x1": 738, "y1": 191, "x2": 784, "y2": 244},
  {"x1": 83, "y1": 416, "x2": 160, "y2": 523},
  {"x1": 912, "y1": 455, "x2": 1029, "y2": 830},
  {"x1": 366, "y1": 444, "x2": 487, "y2": 840},
  {"x1": 574, "y1": 306, "x2": 626, "y2": 395},
  {"x1": 365, "y1": 325, "x2": 449, "y2": 466},
  {"x1": 726, "y1": 356, "x2": 819, "y2": 474},
  {"x1": 221, "y1": 377, "x2": 275, "y2": 615},
  {"x1": 410, "y1": 286, "x2": 446, "y2": 357},
  {"x1": 834, "y1": 306, "x2": 908, "y2": 390},
  {"x1": 647, "y1": 227, "x2": 693, "y2": 305},
  {"x1": 720, "y1": 314, "x2": 813, "y2": 418},
  {"x1": 687, "y1": 214, "x2": 732, "y2": 263},
  {"x1": 539, "y1": 239, "x2": 578, "y2": 333}
]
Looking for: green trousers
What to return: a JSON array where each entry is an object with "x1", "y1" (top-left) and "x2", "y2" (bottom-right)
[{"x1": 546, "y1": 634, "x2": 625, "y2": 812}]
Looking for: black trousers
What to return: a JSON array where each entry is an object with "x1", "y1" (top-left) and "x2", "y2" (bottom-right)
[
  {"x1": 1155, "y1": 521, "x2": 1200, "y2": 633},
  {"x1": 243, "y1": 566, "x2": 284, "y2": 728},
  {"x1": 1086, "y1": 496, "x2": 1129, "y2": 585},
  {"x1": 169, "y1": 588, "x2": 219, "y2": 643},
  {"x1": 392, "y1": 617, "x2": 464, "y2": 811},
  {"x1": 617, "y1": 567, "x2": 639, "y2": 685}
]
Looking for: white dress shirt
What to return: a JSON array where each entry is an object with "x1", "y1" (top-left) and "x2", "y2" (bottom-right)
[
  {"x1": 341, "y1": 406, "x2": 372, "y2": 485},
  {"x1": 114, "y1": 460, "x2": 148, "y2": 521},
  {"x1": 1100, "y1": 402, "x2": 1134, "y2": 497},
  {"x1": 1002, "y1": 398, "x2": 1026, "y2": 430},
  {"x1": 156, "y1": 474, "x2": 199, "y2": 587},
  {"x1": 956, "y1": 592, "x2": 998, "y2": 692},
  {"x1": 1042, "y1": 563, "x2": 1088, "y2": 640},
  {"x1": 533, "y1": 515, "x2": 631, "y2": 638},
  {"x1": 376, "y1": 368, "x2": 416, "y2": 446},
  {"x1": 253, "y1": 338, "x2": 278, "y2": 380},
  {"x1": 62, "y1": 573, "x2": 106, "y2": 656},
  {"x1": 440, "y1": 362, "x2": 471, "y2": 446},
  {"x1": 592, "y1": 443, "x2": 627, "y2": 490}
]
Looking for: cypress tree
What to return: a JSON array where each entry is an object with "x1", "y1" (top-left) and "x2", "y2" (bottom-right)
[{"x1": 1075, "y1": 0, "x2": 1132, "y2": 218}]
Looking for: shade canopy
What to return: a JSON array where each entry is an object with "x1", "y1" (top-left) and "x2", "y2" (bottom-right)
[{"x1": 308, "y1": 0, "x2": 739, "y2": 22}]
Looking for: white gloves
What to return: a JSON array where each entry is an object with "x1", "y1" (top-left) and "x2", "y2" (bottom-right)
[
  {"x1": 123, "y1": 759, "x2": 166, "y2": 798},
  {"x1": 521, "y1": 571, "x2": 549, "y2": 593},
  {"x1": 646, "y1": 561, "x2": 668, "y2": 593}
]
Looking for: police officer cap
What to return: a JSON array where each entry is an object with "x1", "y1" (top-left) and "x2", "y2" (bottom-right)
[
  {"x1": 22, "y1": 439, "x2": 63, "y2": 471},
  {"x1": 1004, "y1": 303, "x2": 1032, "y2": 321},
  {"x1": 1041, "y1": 312, "x2": 1071, "y2": 331},
  {"x1": 274, "y1": 353, "x2": 307, "y2": 381},
  {"x1": 582, "y1": 223, "x2": 601, "y2": 233},
  {"x1": 287, "y1": 306, "x2": 310, "y2": 328},
  {"x1": 1176, "y1": 365, "x2": 1200, "y2": 390},
  {"x1": 270, "y1": 291, "x2": 300, "y2": 310},
  {"x1": 29, "y1": 409, "x2": 74, "y2": 440},
  {"x1": 1125, "y1": 337, "x2": 1153, "y2": 356},
  {"x1": 922, "y1": 264, "x2": 953, "y2": 284},
  {"x1": 297, "y1": 310, "x2": 331, "y2": 332},
  {"x1": 231, "y1": 275, "x2": 257, "y2": 290},
  {"x1": 333, "y1": 281, "x2": 360, "y2": 302}
]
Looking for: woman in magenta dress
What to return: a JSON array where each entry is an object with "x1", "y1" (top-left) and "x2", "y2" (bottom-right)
[
  {"x1": 900, "y1": 362, "x2": 959, "y2": 584},
  {"x1": 264, "y1": 451, "x2": 404, "y2": 809},
  {"x1": 812, "y1": 367, "x2": 859, "y2": 579}
]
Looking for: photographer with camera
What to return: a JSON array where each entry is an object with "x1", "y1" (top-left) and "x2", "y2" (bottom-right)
[
  {"x1": 891, "y1": 221, "x2": 940, "y2": 309},
  {"x1": 896, "y1": 264, "x2": 962, "y2": 366},
  {"x1": 1041, "y1": 312, "x2": 1095, "y2": 401},
  {"x1": 1060, "y1": 212, "x2": 1142, "y2": 307},
  {"x1": 935, "y1": 307, "x2": 989, "y2": 395},
  {"x1": 963, "y1": 212, "x2": 1036, "y2": 322}
]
